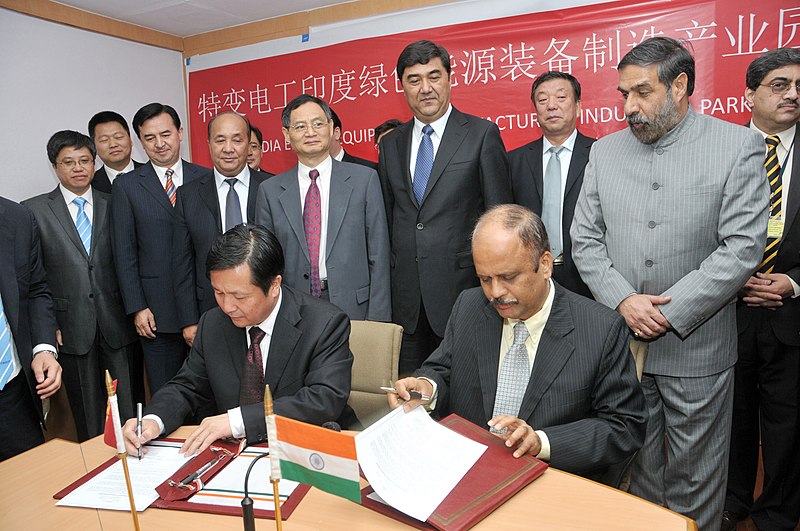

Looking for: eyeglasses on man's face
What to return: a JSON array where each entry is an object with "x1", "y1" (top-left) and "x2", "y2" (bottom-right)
[{"x1": 760, "y1": 80, "x2": 800, "y2": 95}]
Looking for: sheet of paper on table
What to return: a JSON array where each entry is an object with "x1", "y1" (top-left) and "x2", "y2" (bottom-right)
[
  {"x1": 355, "y1": 406, "x2": 486, "y2": 522},
  {"x1": 187, "y1": 447, "x2": 299, "y2": 510},
  {"x1": 56, "y1": 440, "x2": 190, "y2": 512}
]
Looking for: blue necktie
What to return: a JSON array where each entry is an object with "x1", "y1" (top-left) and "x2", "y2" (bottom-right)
[
  {"x1": 542, "y1": 146, "x2": 564, "y2": 258},
  {"x1": 0, "y1": 296, "x2": 15, "y2": 390},
  {"x1": 413, "y1": 125, "x2": 435, "y2": 204},
  {"x1": 73, "y1": 197, "x2": 92, "y2": 255}
]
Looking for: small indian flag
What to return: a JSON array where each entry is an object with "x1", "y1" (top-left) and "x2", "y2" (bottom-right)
[{"x1": 270, "y1": 415, "x2": 361, "y2": 503}]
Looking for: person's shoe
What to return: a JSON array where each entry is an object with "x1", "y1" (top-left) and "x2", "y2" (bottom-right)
[{"x1": 720, "y1": 510, "x2": 746, "y2": 531}]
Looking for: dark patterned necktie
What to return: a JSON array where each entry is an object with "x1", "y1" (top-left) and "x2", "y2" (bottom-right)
[
  {"x1": 239, "y1": 326, "x2": 267, "y2": 405},
  {"x1": 303, "y1": 169, "x2": 322, "y2": 297},
  {"x1": 759, "y1": 135, "x2": 782, "y2": 273}
]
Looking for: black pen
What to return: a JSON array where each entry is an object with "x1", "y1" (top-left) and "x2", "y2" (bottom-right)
[
  {"x1": 136, "y1": 403, "x2": 143, "y2": 461},
  {"x1": 380, "y1": 386, "x2": 430, "y2": 401},
  {"x1": 179, "y1": 456, "x2": 219, "y2": 484}
]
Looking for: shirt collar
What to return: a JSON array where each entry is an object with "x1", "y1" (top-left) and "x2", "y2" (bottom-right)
[
  {"x1": 298, "y1": 155, "x2": 333, "y2": 181},
  {"x1": 543, "y1": 129, "x2": 578, "y2": 153},
  {"x1": 152, "y1": 160, "x2": 182, "y2": 180},
  {"x1": 750, "y1": 122, "x2": 796, "y2": 147},
  {"x1": 414, "y1": 104, "x2": 453, "y2": 139},
  {"x1": 247, "y1": 287, "x2": 282, "y2": 345},
  {"x1": 214, "y1": 165, "x2": 250, "y2": 189},
  {"x1": 103, "y1": 159, "x2": 135, "y2": 180},
  {"x1": 59, "y1": 184, "x2": 93, "y2": 206}
]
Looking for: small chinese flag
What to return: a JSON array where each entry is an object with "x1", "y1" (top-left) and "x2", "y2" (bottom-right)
[{"x1": 103, "y1": 379, "x2": 119, "y2": 448}]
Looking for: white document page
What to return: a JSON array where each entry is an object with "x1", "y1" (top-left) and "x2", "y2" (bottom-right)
[
  {"x1": 355, "y1": 406, "x2": 486, "y2": 522},
  {"x1": 188, "y1": 447, "x2": 299, "y2": 510},
  {"x1": 57, "y1": 441, "x2": 190, "y2": 512}
]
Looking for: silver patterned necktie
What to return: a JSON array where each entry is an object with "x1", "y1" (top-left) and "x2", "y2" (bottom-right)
[
  {"x1": 542, "y1": 145, "x2": 564, "y2": 258},
  {"x1": 224, "y1": 178, "x2": 243, "y2": 231},
  {"x1": 491, "y1": 321, "x2": 531, "y2": 433}
]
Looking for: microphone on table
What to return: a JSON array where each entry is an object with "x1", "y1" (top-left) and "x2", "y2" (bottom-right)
[{"x1": 322, "y1": 421, "x2": 342, "y2": 432}]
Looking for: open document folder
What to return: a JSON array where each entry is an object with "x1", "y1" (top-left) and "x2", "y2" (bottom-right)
[{"x1": 355, "y1": 406, "x2": 487, "y2": 522}]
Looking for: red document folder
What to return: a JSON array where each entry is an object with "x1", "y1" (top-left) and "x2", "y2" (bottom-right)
[
  {"x1": 360, "y1": 414, "x2": 549, "y2": 530},
  {"x1": 53, "y1": 438, "x2": 310, "y2": 520}
]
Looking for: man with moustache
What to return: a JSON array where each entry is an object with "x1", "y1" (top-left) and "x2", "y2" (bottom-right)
[
  {"x1": 378, "y1": 40, "x2": 512, "y2": 376},
  {"x1": 722, "y1": 48, "x2": 800, "y2": 531},
  {"x1": 88, "y1": 111, "x2": 144, "y2": 194},
  {"x1": 112, "y1": 103, "x2": 211, "y2": 394},
  {"x1": 23, "y1": 131, "x2": 137, "y2": 440},
  {"x1": 174, "y1": 112, "x2": 269, "y2": 347},
  {"x1": 571, "y1": 37, "x2": 768, "y2": 529},
  {"x1": 510, "y1": 71, "x2": 594, "y2": 298},
  {"x1": 390, "y1": 205, "x2": 646, "y2": 482}
]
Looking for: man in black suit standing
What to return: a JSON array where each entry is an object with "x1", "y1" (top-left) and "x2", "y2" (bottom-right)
[
  {"x1": 329, "y1": 108, "x2": 378, "y2": 170},
  {"x1": 122, "y1": 225, "x2": 354, "y2": 457},
  {"x1": 88, "y1": 111, "x2": 144, "y2": 194},
  {"x1": 390, "y1": 205, "x2": 645, "y2": 482},
  {"x1": 0, "y1": 196, "x2": 61, "y2": 461},
  {"x1": 723, "y1": 48, "x2": 800, "y2": 531},
  {"x1": 111, "y1": 103, "x2": 211, "y2": 395},
  {"x1": 247, "y1": 125, "x2": 274, "y2": 178},
  {"x1": 24, "y1": 131, "x2": 138, "y2": 441},
  {"x1": 378, "y1": 39, "x2": 512, "y2": 376},
  {"x1": 509, "y1": 72, "x2": 594, "y2": 298},
  {"x1": 174, "y1": 112, "x2": 269, "y2": 347}
]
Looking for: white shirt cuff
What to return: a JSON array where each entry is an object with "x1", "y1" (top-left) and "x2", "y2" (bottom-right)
[
  {"x1": 228, "y1": 407, "x2": 245, "y2": 439},
  {"x1": 143, "y1": 414, "x2": 165, "y2": 436},
  {"x1": 33, "y1": 344, "x2": 57, "y2": 359},
  {"x1": 535, "y1": 430, "x2": 550, "y2": 461},
  {"x1": 789, "y1": 276, "x2": 800, "y2": 298},
  {"x1": 418, "y1": 377, "x2": 438, "y2": 410}
]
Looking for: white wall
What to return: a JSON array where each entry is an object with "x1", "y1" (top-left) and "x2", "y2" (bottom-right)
[{"x1": 0, "y1": 8, "x2": 187, "y2": 202}]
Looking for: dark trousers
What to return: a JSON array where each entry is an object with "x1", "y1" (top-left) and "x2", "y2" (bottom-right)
[
  {"x1": 726, "y1": 310, "x2": 800, "y2": 531},
  {"x1": 0, "y1": 373, "x2": 44, "y2": 461},
  {"x1": 140, "y1": 332, "x2": 187, "y2": 397},
  {"x1": 398, "y1": 301, "x2": 443, "y2": 377},
  {"x1": 59, "y1": 329, "x2": 137, "y2": 442}
]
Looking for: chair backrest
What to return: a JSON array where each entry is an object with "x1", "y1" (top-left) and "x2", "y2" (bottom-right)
[{"x1": 347, "y1": 320, "x2": 403, "y2": 428}]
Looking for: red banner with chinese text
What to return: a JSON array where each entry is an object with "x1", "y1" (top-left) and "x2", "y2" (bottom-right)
[{"x1": 187, "y1": 0, "x2": 799, "y2": 174}]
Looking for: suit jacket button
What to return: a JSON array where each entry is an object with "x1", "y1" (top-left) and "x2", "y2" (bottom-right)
[
  {"x1": 303, "y1": 273, "x2": 309, "y2": 279},
  {"x1": 416, "y1": 223, "x2": 424, "y2": 230},
  {"x1": 648, "y1": 221, "x2": 656, "y2": 229},
  {"x1": 645, "y1": 259, "x2": 653, "y2": 267},
  {"x1": 651, "y1": 182, "x2": 660, "y2": 190},
  {"x1": 656, "y1": 148, "x2": 664, "y2": 155},
  {"x1": 88, "y1": 293, "x2": 94, "y2": 298}
]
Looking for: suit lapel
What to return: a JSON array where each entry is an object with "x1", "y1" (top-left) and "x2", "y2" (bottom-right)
[
  {"x1": 139, "y1": 163, "x2": 174, "y2": 213},
  {"x1": 422, "y1": 108, "x2": 468, "y2": 204},
  {"x1": 246, "y1": 168, "x2": 265, "y2": 223},
  {"x1": 198, "y1": 174, "x2": 222, "y2": 232},
  {"x1": 47, "y1": 188, "x2": 87, "y2": 259},
  {"x1": 91, "y1": 191, "x2": 109, "y2": 258},
  {"x1": 477, "y1": 302, "x2": 503, "y2": 420},
  {"x1": 265, "y1": 288, "x2": 302, "y2": 389},
  {"x1": 517, "y1": 285, "x2": 575, "y2": 421},
  {"x1": 782, "y1": 126, "x2": 800, "y2": 232},
  {"x1": 396, "y1": 121, "x2": 417, "y2": 207},
  {"x1": 528, "y1": 138, "x2": 544, "y2": 203},
  {"x1": 564, "y1": 133, "x2": 591, "y2": 198},
  {"x1": 279, "y1": 169, "x2": 310, "y2": 262},
  {"x1": 326, "y1": 161, "x2": 352, "y2": 255},
  {"x1": 223, "y1": 317, "x2": 247, "y2": 383},
  {"x1": 0, "y1": 203, "x2": 20, "y2": 334}
]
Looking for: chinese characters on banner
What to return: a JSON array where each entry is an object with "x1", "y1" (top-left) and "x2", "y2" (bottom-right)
[{"x1": 188, "y1": 0, "x2": 800, "y2": 173}]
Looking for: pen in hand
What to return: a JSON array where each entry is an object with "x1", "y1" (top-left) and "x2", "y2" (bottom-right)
[
  {"x1": 136, "y1": 403, "x2": 143, "y2": 461},
  {"x1": 380, "y1": 386, "x2": 430, "y2": 401}
]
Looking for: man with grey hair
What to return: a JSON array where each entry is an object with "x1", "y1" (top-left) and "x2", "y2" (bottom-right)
[
  {"x1": 255, "y1": 94, "x2": 390, "y2": 322},
  {"x1": 571, "y1": 37, "x2": 768, "y2": 528},
  {"x1": 723, "y1": 47, "x2": 800, "y2": 531},
  {"x1": 390, "y1": 204, "x2": 646, "y2": 483}
]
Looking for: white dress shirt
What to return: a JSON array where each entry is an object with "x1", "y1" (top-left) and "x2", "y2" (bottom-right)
[
  {"x1": 298, "y1": 156, "x2": 332, "y2": 280},
  {"x1": 409, "y1": 104, "x2": 453, "y2": 179},
  {"x1": 152, "y1": 160, "x2": 183, "y2": 189},
  {"x1": 102, "y1": 159, "x2": 136, "y2": 184},
  {"x1": 59, "y1": 184, "x2": 94, "y2": 226},
  {"x1": 542, "y1": 129, "x2": 578, "y2": 240},
  {"x1": 214, "y1": 166, "x2": 250, "y2": 229},
  {"x1": 751, "y1": 122, "x2": 799, "y2": 297}
]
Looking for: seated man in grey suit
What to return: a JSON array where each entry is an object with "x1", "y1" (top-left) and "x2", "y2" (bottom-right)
[
  {"x1": 122, "y1": 224, "x2": 355, "y2": 457},
  {"x1": 256, "y1": 94, "x2": 391, "y2": 322},
  {"x1": 391, "y1": 205, "x2": 646, "y2": 482}
]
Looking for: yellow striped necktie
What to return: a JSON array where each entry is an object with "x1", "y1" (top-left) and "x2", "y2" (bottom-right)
[{"x1": 758, "y1": 135, "x2": 782, "y2": 273}]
